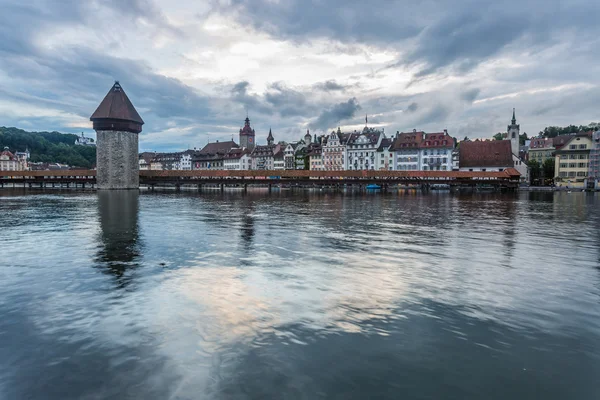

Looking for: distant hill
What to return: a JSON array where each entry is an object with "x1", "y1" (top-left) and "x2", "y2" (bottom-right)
[{"x1": 0, "y1": 127, "x2": 96, "y2": 168}]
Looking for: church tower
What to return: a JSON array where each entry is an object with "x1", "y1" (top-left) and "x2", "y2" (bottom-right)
[
  {"x1": 267, "y1": 128, "x2": 274, "y2": 146},
  {"x1": 507, "y1": 108, "x2": 520, "y2": 156},
  {"x1": 239, "y1": 117, "x2": 256, "y2": 150}
]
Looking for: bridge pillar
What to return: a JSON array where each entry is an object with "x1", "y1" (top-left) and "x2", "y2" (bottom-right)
[
  {"x1": 90, "y1": 82, "x2": 143, "y2": 190},
  {"x1": 268, "y1": 183, "x2": 272, "y2": 192}
]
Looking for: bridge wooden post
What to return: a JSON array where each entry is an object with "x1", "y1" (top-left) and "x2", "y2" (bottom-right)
[
  {"x1": 268, "y1": 183, "x2": 272, "y2": 192},
  {"x1": 220, "y1": 183, "x2": 224, "y2": 192},
  {"x1": 244, "y1": 183, "x2": 248, "y2": 193}
]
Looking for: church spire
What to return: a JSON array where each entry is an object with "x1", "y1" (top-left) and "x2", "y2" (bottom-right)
[
  {"x1": 511, "y1": 108, "x2": 516, "y2": 125},
  {"x1": 267, "y1": 127, "x2": 274, "y2": 145}
]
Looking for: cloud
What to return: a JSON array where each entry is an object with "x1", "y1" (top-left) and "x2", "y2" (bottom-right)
[
  {"x1": 0, "y1": 0, "x2": 599, "y2": 150},
  {"x1": 312, "y1": 98, "x2": 361, "y2": 130},
  {"x1": 461, "y1": 89, "x2": 480, "y2": 103},
  {"x1": 312, "y1": 80, "x2": 348, "y2": 92},
  {"x1": 406, "y1": 102, "x2": 419, "y2": 113}
]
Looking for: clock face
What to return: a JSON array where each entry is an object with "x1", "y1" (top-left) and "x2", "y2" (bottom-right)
[{"x1": 249, "y1": 137, "x2": 254, "y2": 143}]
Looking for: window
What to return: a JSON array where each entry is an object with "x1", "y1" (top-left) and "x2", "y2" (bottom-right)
[
  {"x1": 568, "y1": 171, "x2": 576, "y2": 177},
  {"x1": 569, "y1": 163, "x2": 576, "y2": 168},
  {"x1": 443, "y1": 158, "x2": 447, "y2": 163},
  {"x1": 579, "y1": 144, "x2": 587, "y2": 149},
  {"x1": 569, "y1": 155, "x2": 576, "y2": 159},
  {"x1": 570, "y1": 145, "x2": 576, "y2": 150},
  {"x1": 560, "y1": 171, "x2": 567, "y2": 177},
  {"x1": 578, "y1": 163, "x2": 586, "y2": 168},
  {"x1": 579, "y1": 154, "x2": 587, "y2": 159},
  {"x1": 577, "y1": 171, "x2": 587, "y2": 177}
]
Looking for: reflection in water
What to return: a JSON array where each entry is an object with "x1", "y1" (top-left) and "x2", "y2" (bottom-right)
[
  {"x1": 96, "y1": 190, "x2": 141, "y2": 287},
  {"x1": 0, "y1": 190, "x2": 599, "y2": 399}
]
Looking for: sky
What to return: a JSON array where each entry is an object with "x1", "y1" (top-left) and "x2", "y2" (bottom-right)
[{"x1": 0, "y1": 0, "x2": 598, "y2": 151}]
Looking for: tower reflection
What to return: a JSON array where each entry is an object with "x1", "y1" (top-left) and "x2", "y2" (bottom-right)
[{"x1": 96, "y1": 190, "x2": 141, "y2": 288}]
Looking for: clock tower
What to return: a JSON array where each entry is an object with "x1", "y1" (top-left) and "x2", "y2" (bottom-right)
[
  {"x1": 239, "y1": 116, "x2": 256, "y2": 150},
  {"x1": 507, "y1": 108, "x2": 520, "y2": 156}
]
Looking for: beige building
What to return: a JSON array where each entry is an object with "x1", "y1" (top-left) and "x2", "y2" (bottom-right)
[
  {"x1": 0, "y1": 147, "x2": 25, "y2": 171},
  {"x1": 528, "y1": 138, "x2": 554, "y2": 164},
  {"x1": 554, "y1": 134, "x2": 592, "y2": 188}
]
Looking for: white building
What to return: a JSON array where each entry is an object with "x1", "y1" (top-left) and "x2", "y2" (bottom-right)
[
  {"x1": 375, "y1": 138, "x2": 394, "y2": 170},
  {"x1": 273, "y1": 147, "x2": 285, "y2": 170},
  {"x1": 224, "y1": 148, "x2": 251, "y2": 170},
  {"x1": 178, "y1": 151, "x2": 193, "y2": 170},
  {"x1": 345, "y1": 127, "x2": 384, "y2": 170},
  {"x1": 420, "y1": 131, "x2": 454, "y2": 171},
  {"x1": 75, "y1": 133, "x2": 95, "y2": 146},
  {"x1": 391, "y1": 131, "x2": 422, "y2": 171}
]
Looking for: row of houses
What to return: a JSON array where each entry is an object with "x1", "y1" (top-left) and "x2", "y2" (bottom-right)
[{"x1": 138, "y1": 113, "x2": 530, "y2": 181}]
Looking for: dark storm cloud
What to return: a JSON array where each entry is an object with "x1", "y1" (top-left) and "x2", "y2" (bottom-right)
[{"x1": 312, "y1": 98, "x2": 361, "y2": 130}]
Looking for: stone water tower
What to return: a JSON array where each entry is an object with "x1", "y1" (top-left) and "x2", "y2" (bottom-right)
[{"x1": 90, "y1": 81, "x2": 144, "y2": 190}]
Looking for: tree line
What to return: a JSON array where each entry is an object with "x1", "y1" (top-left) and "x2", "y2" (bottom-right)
[{"x1": 0, "y1": 127, "x2": 96, "y2": 168}]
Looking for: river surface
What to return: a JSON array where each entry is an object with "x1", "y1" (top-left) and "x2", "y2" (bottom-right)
[{"x1": 0, "y1": 189, "x2": 599, "y2": 399}]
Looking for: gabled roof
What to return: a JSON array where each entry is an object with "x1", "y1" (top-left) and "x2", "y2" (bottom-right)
[
  {"x1": 377, "y1": 138, "x2": 393, "y2": 152},
  {"x1": 391, "y1": 131, "x2": 424, "y2": 150},
  {"x1": 199, "y1": 140, "x2": 239, "y2": 155},
  {"x1": 459, "y1": 140, "x2": 513, "y2": 168},
  {"x1": 422, "y1": 132, "x2": 454, "y2": 149},
  {"x1": 90, "y1": 82, "x2": 144, "y2": 124},
  {"x1": 0, "y1": 148, "x2": 16, "y2": 160}
]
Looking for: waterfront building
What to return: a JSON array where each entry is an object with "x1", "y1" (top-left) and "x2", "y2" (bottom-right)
[
  {"x1": 451, "y1": 148, "x2": 460, "y2": 171},
  {"x1": 323, "y1": 127, "x2": 347, "y2": 171},
  {"x1": 420, "y1": 131, "x2": 454, "y2": 171},
  {"x1": 75, "y1": 132, "x2": 96, "y2": 146},
  {"x1": 345, "y1": 127, "x2": 384, "y2": 170},
  {"x1": 151, "y1": 152, "x2": 181, "y2": 170},
  {"x1": 554, "y1": 133, "x2": 592, "y2": 188},
  {"x1": 529, "y1": 137, "x2": 554, "y2": 164},
  {"x1": 178, "y1": 150, "x2": 193, "y2": 170},
  {"x1": 223, "y1": 148, "x2": 251, "y2": 170},
  {"x1": 192, "y1": 140, "x2": 239, "y2": 170},
  {"x1": 250, "y1": 144, "x2": 279, "y2": 170},
  {"x1": 391, "y1": 131, "x2": 423, "y2": 171},
  {"x1": 138, "y1": 152, "x2": 154, "y2": 170},
  {"x1": 295, "y1": 146, "x2": 308, "y2": 169},
  {"x1": 273, "y1": 146, "x2": 285, "y2": 170},
  {"x1": 284, "y1": 142, "x2": 300, "y2": 169},
  {"x1": 308, "y1": 145, "x2": 323, "y2": 171},
  {"x1": 375, "y1": 138, "x2": 394, "y2": 170},
  {"x1": 459, "y1": 139, "x2": 528, "y2": 181},
  {"x1": 589, "y1": 130, "x2": 600, "y2": 189},
  {"x1": 0, "y1": 147, "x2": 23, "y2": 171},
  {"x1": 239, "y1": 117, "x2": 256, "y2": 150}
]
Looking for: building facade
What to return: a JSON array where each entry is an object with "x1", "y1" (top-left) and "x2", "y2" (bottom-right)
[
  {"x1": 420, "y1": 131, "x2": 454, "y2": 171},
  {"x1": 192, "y1": 140, "x2": 239, "y2": 170},
  {"x1": 589, "y1": 130, "x2": 600, "y2": 189},
  {"x1": 554, "y1": 134, "x2": 592, "y2": 188},
  {"x1": 345, "y1": 127, "x2": 383, "y2": 170},
  {"x1": 391, "y1": 131, "x2": 423, "y2": 171},
  {"x1": 376, "y1": 138, "x2": 393, "y2": 170},
  {"x1": 323, "y1": 127, "x2": 347, "y2": 171},
  {"x1": 0, "y1": 147, "x2": 23, "y2": 171},
  {"x1": 308, "y1": 146, "x2": 323, "y2": 171},
  {"x1": 529, "y1": 137, "x2": 554, "y2": 164},
  {"x1": 223, "y1": 148, "x2": 251, "y2": 170}
]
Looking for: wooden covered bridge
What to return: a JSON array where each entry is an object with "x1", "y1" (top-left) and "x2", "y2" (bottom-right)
[{"x1": 0, "y1": 168, "x2": 521, "y2": 190}]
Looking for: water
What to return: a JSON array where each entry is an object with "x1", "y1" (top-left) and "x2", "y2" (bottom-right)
[{"x1": 1, "y1": 189, "x2": 599, "y2": 399}]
